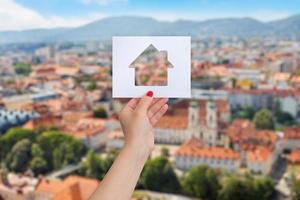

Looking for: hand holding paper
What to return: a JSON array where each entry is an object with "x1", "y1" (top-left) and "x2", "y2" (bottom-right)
[{"x1": 113, "y1": 36, "x2": 191, "y2": 98}]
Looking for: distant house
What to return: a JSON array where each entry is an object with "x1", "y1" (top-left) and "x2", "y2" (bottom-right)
[
  {"x1": 61, "y1": 117, "x2": 119, "y2": 149},
  {"x1": 175, "y1": 137, "x2": 240, "y2": 171},
  {"x1": 279, "y1": 127, "x2": 300, "y2": 152},
  {"x1": 129, "y1": 44, "x2": 173, "y2": 86},
  {"x1": 225, "y1": 119, "x2": 278, "y2": 170},
  {"x1": 246, "y1": 147, "x2": 276, "y2": 175},
  {"x1": 153, "y1": 99, "x2": 231, "y2": 146},
  {"x1": 288, "y1": 149, "x2": 300, "y2": 165},
  {"x1": 154, "y1": 116, "x2": 189, "y2": 144}
]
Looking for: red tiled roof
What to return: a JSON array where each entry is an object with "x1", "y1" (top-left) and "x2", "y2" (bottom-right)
[
  {"x1": 36, "y1": 175, "x2": 99, "y2": 200},
  {"x1": 247, "y1": 147, "x2": 272, "y2": 162},
  {"x1": 284, "y1": 128, "x2": 300, "y2": 139},
  {"x1": 176, "y1": 138, "x2": 240, "y2": 160},
  {"x1": 225, "y1": 119, "x2": 277, "y2": 151},
  {"x1": 288, "y1": 149, "x2": 300, "y2": 164},
  {"x1": 62, "y1": 118, "x2": 106, "y2": 139},
  {"x1": 155, "y1": 116, "x2": 188, "y2": 129}
]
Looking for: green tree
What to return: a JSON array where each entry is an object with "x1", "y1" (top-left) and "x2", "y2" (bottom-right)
[
  {"x1": 87, "y1": 80, "x2": 97, "y2": 91},
  {"x1": 274, "y1": 100, "x2": 295, "y2": 126},
  {"x1": 160, "y1": 147, "x2": 170, "y2": 158},
  {"x1": 140, "y1": 156, "x2": 181, "y2": 194},
  {"x1": 253, "y1": 177, "x2": 275, "y2": 200},
  {"x1": 93, "y1": 106, "x2": 108, "y2": 119},
  {"x1": 0, "y1": 128, "x2": 35, "y2": 160},
  {"x1": 14, "y1": 62, "x2": 32, "y2": 75},
  {"x1": 276, "y1": 111, "x2": 295, "y2": 126},
  {"x1": 253, "y1": 109, "x2": 274, "y2": 130},
  {"x1": 232, "y1": 106, "x2": 256, "y2": 120},
  {"x1": 80, "y1": 150, "x2": 106, "y2": 179},
  {"x1": 5, "y1": 139, "x2": 32, "y2": 172},
  {"x1": 37, "y1": 131, "x2": 86, "y2": 170},
  {"x1": 29, "y1": 157, "x2": 48, "y2": 175},
  {"x1": 52, "y1": 147, "x2": 64, "y2": 170},
  {"x1": 31, "y1": 143, "x2": 44, "y2": 158},
  {"x1": 219, "y1": 176, "x2": 255, "y2": 200},
  {"x1": 102, "y1": 149, "x2": 118, "y2": 172},
  {"x1": 29, "y1": 143, "x2": 48, "y2": 174},
  {"x1": 291, "y1": 178, "x2": 300, "y2": 200},
  {"x1": 182, "y1": 165, "x2": 220, "y2": 200}
]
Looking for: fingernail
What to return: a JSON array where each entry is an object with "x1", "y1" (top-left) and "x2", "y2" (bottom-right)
[{"x1": 146, "y1": 91, "x2": 153, "y2": 97}]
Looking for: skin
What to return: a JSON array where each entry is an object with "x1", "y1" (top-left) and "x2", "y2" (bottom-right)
[{"x1": 90, "y1": 93, "x2": 169, "y2": 200}]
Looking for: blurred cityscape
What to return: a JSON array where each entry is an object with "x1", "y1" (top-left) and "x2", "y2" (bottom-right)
[{"x1": 1, "y1": 16, "x2": 300, "y2": 200}]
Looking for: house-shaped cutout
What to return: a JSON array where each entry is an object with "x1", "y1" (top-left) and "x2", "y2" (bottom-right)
[{"x1": 129, "y1": 44, "x2": 174, "y2": 86}]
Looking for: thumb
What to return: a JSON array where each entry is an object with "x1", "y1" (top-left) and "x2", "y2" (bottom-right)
[{"x1": 136, "y1": 91, "x2": 154, "y2": 113}]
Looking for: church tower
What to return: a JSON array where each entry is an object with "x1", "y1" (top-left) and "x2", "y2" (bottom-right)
[
  {"x1": 206, "y1": 100, "x2": 217, "y2": 129},
  {"x1": 188, "y1": 100, "x2": 199, "y2": 130}
]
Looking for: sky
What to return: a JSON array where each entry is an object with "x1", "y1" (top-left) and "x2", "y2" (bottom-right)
[{"x1": 0, "y1": 0, "x2": 299, "y2": 31}]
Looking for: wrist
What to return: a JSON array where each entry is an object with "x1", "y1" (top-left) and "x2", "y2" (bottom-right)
[{"x1": 123, "y1": 143, "x2": 150, "y2": 161}]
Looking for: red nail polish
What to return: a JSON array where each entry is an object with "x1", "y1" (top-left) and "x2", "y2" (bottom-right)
[{"x1": 146, "y1": 91, "x2": 153, "y2": 97}]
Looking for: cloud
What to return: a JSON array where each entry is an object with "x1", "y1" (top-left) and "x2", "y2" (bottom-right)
[
  {"x1": 80, "y1": 0, "x2": 127, "y2": 6},
  {"x1": 0, "y1": 0, "x2": 293, "y2": 31},
  {"x1": 0, "y1": 0, "x2": 106, "y2": 31}
]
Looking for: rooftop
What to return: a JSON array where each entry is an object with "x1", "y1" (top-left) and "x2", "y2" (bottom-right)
[
  {"x1": 247, "y1": 147, "x2": 272, "y2": 162},
  {"x1": 176, "y1": 138, "x2": 240, "y2": 160},
  {"x1": 36, "y1": 175, "x2": 100, "y2": 200},
  {"x1": 288, "y1": 149, "x2": 300, "y2": 164}
]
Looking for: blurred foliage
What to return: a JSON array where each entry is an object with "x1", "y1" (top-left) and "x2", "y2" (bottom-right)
[
  {"x1": 219, "y1": 175, "x2": 275, "y2": 200},
  {"x1": 79, "y1": 149, "x2": 118, "y2": 179},
  {"x1": 0, "y1": 128, "x2": 36, "y2": 160},
  {"x1": 37, "y1": 131, "x2": 86, "y2": 170},
  {"x1": 232, "y1": 106, "x2": 256, "y2": 120},
  {"x1": 5, "y1": 139, "x2": 32, "y2": 172},
  {"x1": 291, "y1": 178, "x2": 300, "y2": 200},
  {"x1": 182, "y1": 165, "x2": 220, "y2": 200},
  {"x1": 14, "y1": 62, "x2": 32, "y2": 75},
  {"x1": 253, "y1": 109, "x2": 274, "y2": 130},
  {"x1": 140, "y1": 156, "x2": 181, "y2": 194},
  {"x1": 0, "y1": 128, "x2": 86, "y2": 174},
  {"x1": 160, "y1": 147, "x2": 169, "y2": 158},
  {"x1": 93, "y1": 106, "x2": 108, "y2": 119},
  {"x1": 87, "y1": 80, "x2": 97, "y2": 91}
]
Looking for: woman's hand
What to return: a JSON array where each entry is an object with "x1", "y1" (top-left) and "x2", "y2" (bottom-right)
[
  {"x1": 119, "y1": 91, "x2": 168, "y2": 156},
  {"x1": 90, "y1": 91, "x2": 168, "y2": 200}
]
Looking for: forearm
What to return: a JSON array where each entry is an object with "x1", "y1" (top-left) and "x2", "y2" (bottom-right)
[{"x1": 90, "y1": 144, "x2": 149, "y2": 200}]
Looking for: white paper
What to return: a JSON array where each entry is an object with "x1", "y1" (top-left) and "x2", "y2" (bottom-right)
[{"x1": 112, "y1": 36, "x2": 191, "y2": 98}]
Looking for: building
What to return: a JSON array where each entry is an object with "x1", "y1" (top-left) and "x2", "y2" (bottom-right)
[
  {"x1": 279, "y1": 128, "x2": 300, "y2": 152},
  {"x1": 228, "y1": 89, "x2": 274, "y2": 111},
  {"x1": 154, "y1": 116, "x2": 189, "y2": 144},
  {"x1": 35, "y1": 175, "x2": 99, "y2": 200},
  {"x1": 0, "y1": 108, "x2": 39, "y2": 133},
  {"x1": 247, "y1": 147, "x2": 275, "y2": 175},
  {"x1": 229, "y1": 69, "x2": 262, "y2": 85},
  {"x1": 188, "y1": 99, "x2": 230, "y2": 147},
  {"x1": 225, "y1": 119, "x2": 278, "y2": 173},
  {"x1": 175, "y1": 137, "x2": 240, "y2": 171},
  {"x1": 61, "y1": 115, "x2": 119, "y2": 149},
  {"x1": 153, "y1": 99, "x2": 231, "y2": 146},
  {"x1": 288, "y1": 149, "x2": 300, "y2": 165}
]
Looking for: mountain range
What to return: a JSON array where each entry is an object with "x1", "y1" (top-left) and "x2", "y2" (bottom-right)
[{"x1": 0, "y1": 15, "x2": 300, "y2": 44}]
